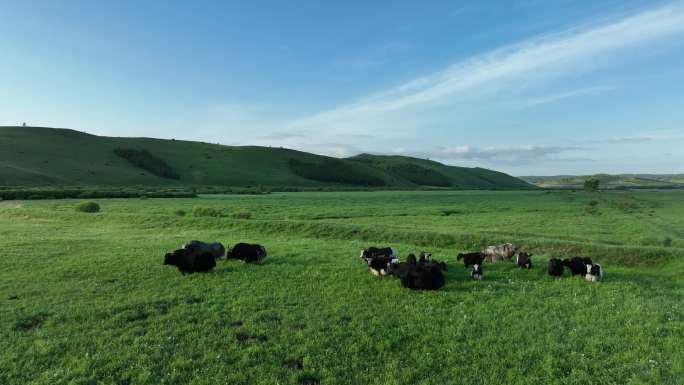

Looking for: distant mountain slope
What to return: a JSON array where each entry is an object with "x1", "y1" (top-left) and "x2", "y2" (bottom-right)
[
  {"x1": 0, "y1": 126, "x2": 534, "y2": 189},
  {"x1": 521, "y1": 174, "x2": 684, "y2": 189}
]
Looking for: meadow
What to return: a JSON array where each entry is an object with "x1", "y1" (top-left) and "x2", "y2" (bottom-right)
[{"x1": 1, "y1": 190, "x2": 683, "y2": 385}]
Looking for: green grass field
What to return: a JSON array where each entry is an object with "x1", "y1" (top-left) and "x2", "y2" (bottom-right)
[{"x1": 1, "y1": 190, "x2": 683, "y2": 385}]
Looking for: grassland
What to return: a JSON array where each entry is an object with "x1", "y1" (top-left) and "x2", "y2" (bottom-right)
[
  {"x1": 0, "y1": 126, "x2": 531, "y2": 190},
  {"x1": 1, "y1": 190, "x2": 683, "y2": 385},
  {"x1": 521, "y1": 174, "x2": 684, "y2": 189}
]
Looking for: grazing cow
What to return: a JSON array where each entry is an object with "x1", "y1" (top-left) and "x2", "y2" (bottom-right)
[
  {"x1": 516, "y1": 252, "x2": 533, "y2": 269},
  {"x1": 483, "y1": 243, "x2": 518, "y2": 263},
  {"x1": 457, "y1": 252, "x2": 485, "y2": 268},
  {"x1": 164, "y1": 248, "x2": 216, "y2": 275},
  {"x1": 227, "y1": 243, "x2": 267, "y2": 263},
  {"x1": 183, "y1": 240, "x2": 225, "y2": 260},
  {"x1": 563, "y1": 257, "x2": 592, "y2": 276},
  {"x1": 585, "y1": 263, "x2": 603, "y2": 282},
  {"x1": 548, "y1": 258, "x2": 565, "y2": 277},
  {"x1": 471, "y1": 264, "x2": 484, "y2": 280},
  {"x1": 360, "y1": 247, "x2": 396, "y2": 264}
]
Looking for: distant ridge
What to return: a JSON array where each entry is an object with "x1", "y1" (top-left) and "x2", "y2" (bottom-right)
[
  {"x1": 0, "y1": 126, "x2": 534, "y2": 189},
  {"x1": 521, "y1": 174, "x2": 684, "y2": 189}
]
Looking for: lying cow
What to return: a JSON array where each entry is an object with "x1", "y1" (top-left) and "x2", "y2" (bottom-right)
[
  {"x1": 585, "y1": 263, "x2": 603, "y2": 282},
  {"x1": 548, "y1": 258, "x2": 565, "y2": 277},
  {"x1": 367, "y1": 254, "x2": 399, "y2": 276},
  {"x1": 227, "y1": 243, "x2": 267, "y2": 263},
  {"x1": 457, "y1": 251, "x2": 485, "y2": 268},
  {"x1": 164, "y1": 248, "x2": 216, "y2": 275},
  {"x1": 471, "y1": 263, "x2": 484, "y2": 280},
  {"x1": 483, "y1": 243, "x2": 518, "y2": 263},
  {"x1": 392, "y1": 253, "x2": 446, "y2": 290},
  {"x1": 516, "y1": 252, "x2": 533, "y2": 269},
  {"x1": 360, "y1": 246, "x2": 396, "y2": 264},
  {"x1": 563, "y1": 257, "x2": 593, "y2": 276},
  {"x1": 183, "y1": 240, "x2": 225, "y2": 260}
]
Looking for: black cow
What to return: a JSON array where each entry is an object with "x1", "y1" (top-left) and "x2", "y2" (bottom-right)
[
  {"x1": 164, "y1": 248, "x2": 216, "y2": 275},
  {"x1": 563, "y1": 257, "x2": 592, "y2": 276},
  {"x1": 227, "y1": 243, "x2": 267, "y2": 263},
  {"x1": 360, "y1": 247, "x2": 396, "y2": 264},
  {"x1": 548, "y1": 258, "x2": 565, "y2": 277},
  {"x1": 516, "y1": 252, "x2": 533, "y2": 269},
  {"x1": 471, "y1": 263, "x2": 484, "y2": 280},
  {"x1": 183, "y1": 240, "x2": 225, "y2": 260},
  {"x1": 585, "y1": 263, "x2": 603, "y2": 282},
  {"x1": 392, "y1": 253, "x2": 446, "y2": 290},
  {"x1": 457, "y1": 252, "x2": 485, "y2": 268}
]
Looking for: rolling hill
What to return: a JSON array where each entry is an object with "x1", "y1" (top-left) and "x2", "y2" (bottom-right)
[
  {"x1": 0, "y1": 126, "x2": 533, "y2": 189},
  {"x1": 521, "y1": 174, "x2": 684, "y2": 189}
]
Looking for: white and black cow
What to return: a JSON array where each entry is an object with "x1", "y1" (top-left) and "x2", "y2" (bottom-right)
[
  {"x1": 585, "y1": 263, "x2": 603, "y2": 282},
  {"x1": 471, "y1": 263, "x2": 484, "y2": 280},
  {"x1": 516, "y1": 252, "x2": 533, "y2": 269},
  {"x1": 360, "y1": 247, "x2": 397, "y2": 264},
  {"x1": 367, "y1": 254, "x2": 399, "y2": 276},
  {"x1": 182, "y1": 240, "x2": 226, "y2": 260},
  {"x1": 227, "y1": 243, "x2": 267, "y2": 263}
]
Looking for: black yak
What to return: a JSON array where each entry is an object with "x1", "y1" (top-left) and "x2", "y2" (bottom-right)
[
  {"x1": 164, "y1": 248, "x2": 216, "y2": 275},
  {"x1": 183, "y1": 240, "x2": 226, "y2": 260},
  {"x1": 227, "y1": 243, "x2": 267, "y2": 263},
  {"x1": 457, "y1": 251, "x2": 485, "y2": 268},
  {"x1": 548, "y1": 258, "x2": 565, "y2": 277},
  {"x1": 563, "y1": 257, "x2": 592, "y2": 276}
]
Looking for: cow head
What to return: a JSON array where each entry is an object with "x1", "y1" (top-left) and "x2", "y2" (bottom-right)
[{"x1": 407, "y1": 254, "x2": 417, "y2": 265}]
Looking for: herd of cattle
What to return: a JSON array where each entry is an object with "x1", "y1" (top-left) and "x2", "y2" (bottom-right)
[
  {"x1": 163, "y1": 240, "x2": 603, "y2": 290},
  {"x1": 360, "y1": 242, "x2": 604, "y2": 290}
]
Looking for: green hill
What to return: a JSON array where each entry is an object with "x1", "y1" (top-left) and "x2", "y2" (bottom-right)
[
  {"x1": 0, "y1": 126, "x2": 533, "y2": 189},
  {"x1": 521, "y1": 174, "x2": 684, "y2": 189}
]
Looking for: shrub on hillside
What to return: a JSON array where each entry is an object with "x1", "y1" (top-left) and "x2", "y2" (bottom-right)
[
  {"x1": 387, "y1": 164, "x2": 451, "y2": 187},
  {"x1": 289, "y1": 158, "x2": 385, "y2": 187},
  {"x1": 174, "y1": 209, "x2": 186, "y2": 217},
  {"x1": 75, "y1": 201, "x2": 100, "y2": 213},
  {"x1": 113, "y1": 148, "x2": 180, "y2": 180},
  {"x1": 234, "y1": 211, "x2": 252, "y2": 219}
]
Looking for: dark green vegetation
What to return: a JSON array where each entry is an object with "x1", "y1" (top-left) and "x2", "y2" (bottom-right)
[
  {"x1": 1, "y1": 190, "x2": 683, "y2": 384},
  {"x1": 0, "y1": 126, "x2": 532, "y2": 189},
  {"x1": 113, "y1": 148, "x2": 180, "y2": 180},
  {"x1": 522, "y1": 174, "x2": 684, "y2": 189},
  {"x1": 74, "y1": 201, "x2": 100, "y2": 213}
]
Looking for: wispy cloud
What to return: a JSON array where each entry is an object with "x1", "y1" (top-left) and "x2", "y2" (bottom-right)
[
  {"x1": 520, "y1": 86, "x2": 614, "y2": 108},
  {"x1": 286, "y1": 3, "x2": 684, "y2": 133},
  {"x1": 399, "y1": 144, "x2": 589, "y2": 165}
]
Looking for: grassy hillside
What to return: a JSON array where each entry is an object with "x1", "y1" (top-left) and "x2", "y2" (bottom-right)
[
  {"x1": 521, "y1": 174, "x2": 684, "y2": 189},
  {"x1": 0, "y1": 126, "x2": 533, "y2": 189},
  {"x1": 1, "y1": 191, "x2": 683, "y2": 384}
]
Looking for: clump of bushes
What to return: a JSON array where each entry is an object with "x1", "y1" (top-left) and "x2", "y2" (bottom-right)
[
  {"x1": 440, "y1": 209, "x2": 463, "y2": 216},
  {"x1": 584, "y1": 200, "x2": 599, "y2": 215},
  {"x1": 663, "y1": 237, "x2": 673, "y2": 247},
  {"x1": 192, "y1": 206, "x2": 224, "y2": 217},
  {"x1": 75, "y1": 201, "x2": 100, "y2": 213},
  {"x1": 289, "y1": 158, "x2": 385, "y2": 186},
  {"x1": 387, "y1": 163, "x2": 451, "y2": 187},
  {"x1": 174, "y1": 209, "x2": 186, "y2": 217},
  {"x1": 234, "y1": 211, "x2": 252, "y2": 219},
  {"x1": 113, "y1": 148, "x2": 180, "y2": 180}
]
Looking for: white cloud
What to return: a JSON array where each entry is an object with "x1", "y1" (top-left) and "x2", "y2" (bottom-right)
[{"x1": 286, "y1": 3, "x2": 684, "y2": 133}]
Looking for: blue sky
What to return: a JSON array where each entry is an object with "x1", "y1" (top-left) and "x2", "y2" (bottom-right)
[{"x1": 2, "y1": 0, "x2": 683, "y2": 175}]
